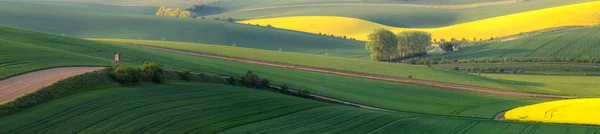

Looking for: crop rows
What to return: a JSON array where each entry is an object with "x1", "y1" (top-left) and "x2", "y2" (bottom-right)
[
  {"x1": 1, "y1": 83, "x2": 599, "y2": 133},
  {"x1": 0, "y1": 26, "x2": 552, "y2": 119},
  {"x1": 430, "y1": 26, "x2": 600, "y2": 61}
]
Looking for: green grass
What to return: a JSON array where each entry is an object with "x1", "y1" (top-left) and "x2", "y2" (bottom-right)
[
  {"x1": 434, "y1": 63, "x2": 600, "y2": 76},
  {"x1": 427, "y1": 26, "x2": 600, "y2": 60},
  {"x1": 482, "y1": 74, "x2": 600, "y2": 97},
  {"x1": 0, "y1": 26, "x2": 550, "y2": 118},
  {"x1": 0, "y1": 1, "x2": 366, "y2": 58},
  {"x1": 0, "y1": 83, "x2": 598, "y2": 133},
  {"x1": 93, "y1": 39, "x2": 557, "y2": 95}
]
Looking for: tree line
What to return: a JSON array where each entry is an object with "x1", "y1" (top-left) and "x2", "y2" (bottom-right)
[
  {"x1": 155, "y1": 7, "x2": 197, "y2": 18},
  {"x1": 365, "y1": 29, "x2": 431, "y2": 61}
]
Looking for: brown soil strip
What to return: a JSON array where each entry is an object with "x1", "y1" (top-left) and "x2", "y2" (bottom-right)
[
  {"x1": 0, "y1": 67, "x2": 105, "y2": 103},
  {"x1": 120, "y1": 43, "x2": 572, "y2": 99}
]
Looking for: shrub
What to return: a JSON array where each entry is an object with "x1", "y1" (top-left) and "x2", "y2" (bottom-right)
[
  {"x1": 452, "y1": 67, "x2": 460, "y2": 72},
  {"x1": 241, "y1": 71, "x2": 263, "y2": 88},
  {"x1": 140, "y1": 62, "x2": 164, "y2": 83},
  {"x1": 261, "y1": 79, "x2": 270, "y2": 87},
  {"x1": 112, "y1": 65, "x2": 140, "y2": 84},
  {"x1": 179, "y1": 69, "x2": 192, "y2": 82}
]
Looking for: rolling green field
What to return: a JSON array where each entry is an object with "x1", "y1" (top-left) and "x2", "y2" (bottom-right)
[
  {"x1": 25, "y1": 0, "x2": 593, "y2": 28},
  {"x1": 0, "y1": 1, "x2": 365, "y2": 58},
  {"x1": 483, "y1": 74, "x2": 600, "y2": 97},
  {"x1": 434, "y1": 63, "x2": 600, "y2": 76},
  {"x1": 94, "y1": 38, "x2": 560, "y2": 94},
  {"x1": 0, "y1": 26, "x2": 551, "y2": 118},
  {"x1": 1, "y1": 83, "x2": 598, "y2": 133},
  {"x1": 427, "y1": 26, "x2": 600, "y2": 60},
  {"x1": 206, "y1": 0, "x2": 592, "y2": 27}
]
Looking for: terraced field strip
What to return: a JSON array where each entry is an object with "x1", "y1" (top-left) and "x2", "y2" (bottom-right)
[
  {"x1": 235, "y1": 0, "x2": 519, "y2": 12},
  {"x1": 0, "y1": 67, "x2": 105, "y2": 103},
  {"x1": 124, "y1": 43, "x2": 570, "y2": 99}
]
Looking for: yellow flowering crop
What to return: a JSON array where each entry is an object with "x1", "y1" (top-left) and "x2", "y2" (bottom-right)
[
  {"x1": 505, "y1": 98, "x2": 600, "y2": 125},
  {"x1": 240, "y1": 1, "x2": 600, "y2": 41}
]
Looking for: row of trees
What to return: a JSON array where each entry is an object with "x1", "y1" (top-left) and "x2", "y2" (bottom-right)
[
  {"x1": 155, "y1": 7, "x2": 197, "y2": 18},
  {"x1": 365, "y1": 29, "x2": 431, "y2": 61}
]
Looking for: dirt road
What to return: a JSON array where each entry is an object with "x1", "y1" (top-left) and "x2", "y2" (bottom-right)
[
  {"x1": 0, "y1": 67, "x2": 105, "y2": 103},
  {"x1": 121, "y1": 43, "x2": 572, "y2": 99}
]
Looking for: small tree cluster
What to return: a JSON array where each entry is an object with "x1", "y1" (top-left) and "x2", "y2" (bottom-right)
[
  {"x1": 112, "y1": 65, "x2": 140, "y2": 84},
  {"x1": 240, "y1": 71, "x2": 270, "y2": 88},
  {"x1": 366, "y1": 29, "x2": 432, "y2": 61},
  {"x1": 141, "y1": 62, "x2": 165, "y2": 83},
  {"x1": 156, "y1": 7, "x2": 197, "y2": 18},
  {"x1": 111, "y1": 62, "x2": 165, "y2": 84}
]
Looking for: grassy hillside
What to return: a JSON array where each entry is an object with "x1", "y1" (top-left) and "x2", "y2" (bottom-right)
[
  {"x1": 93, "y1": 39, "x2": 543, "y2": 94},
  {"x1": 427, "y1": 26, "x2": 600, "y2": 60},
  {"x1": 1, "y1": 83, "x2": 598, "y2": 133},
  {"x1": 240, "y1": 1, "x2": 600, "y2": 41},
  {"x1": 1, "y1": 26, "x2": 552, "y2": 118},
  {"x1": 483, "y1": 74, "x2": 600, "y2": 97},
  {"x1": 0, "y1": 1, "x2": 366, "y2": 58},
  {"x1": 19, "y1": 0, "x2": 592, "y2": 28}
]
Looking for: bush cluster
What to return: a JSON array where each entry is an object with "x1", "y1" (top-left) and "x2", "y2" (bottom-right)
[
  {"x1": 240, "y1": 71, "x2": 270, "y2": 88},
  {"x1": 141, "y1": 62, "x2": 165, "y2": 83},
  {"x1": 111, "y1": 62, "x2": 165, "y2": 84},
  {"x1": 155, "y1": 7, "x2": 197, "y2": 18},
  {"x1": 179, "y1": 69, "x2": 192, "y2": 82}
]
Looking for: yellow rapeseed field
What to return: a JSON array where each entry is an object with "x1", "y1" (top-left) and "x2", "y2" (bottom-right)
[
  {"x1": 505, "y1": 98, "x2": 600, "y2": 125},
  {"x1": 240, "y1": 1, "x2": 600, "y2": 41}
]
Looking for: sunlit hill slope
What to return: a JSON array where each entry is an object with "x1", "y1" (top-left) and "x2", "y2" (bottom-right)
[{"x1": 240, "y1": 1, "x2": 600, "y2": 41}]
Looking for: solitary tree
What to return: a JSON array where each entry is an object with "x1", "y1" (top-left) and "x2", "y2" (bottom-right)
[{"x1": 366, "y1": 29, "x2": 398, "y2": 61}]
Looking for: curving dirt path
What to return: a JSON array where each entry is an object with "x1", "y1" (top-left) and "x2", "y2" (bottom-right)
[
  {"x1": 0, "y1": 67, "x2": 105, "y2": 103},
  {"x1": 120, "y1": 43, "x2": 572, "y2": 99}
]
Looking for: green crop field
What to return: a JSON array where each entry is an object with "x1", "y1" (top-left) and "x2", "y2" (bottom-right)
[
  {"x1": 23, "y1": 0, "x2": 593, "y2": 28},
  {"x1": 0, "y1": 26, "x2": 553, "y2": 118},
  {"x1": 0, "y1": 1, "x2": 365, "y2": 58},
  {"x1": 482, "y1": 74, "x2": 600, "y2": 97},
  {"x1": 1, "y1": 83, "x2": 598, "y2": 133},
  {"x1": 427, "y1": 26, "x2": 600, "y2": 60},
  {"x1": 94, "y1": 38, "x2": 567, "y2": 95},
  {"x1": 205, "y1": 0, "x2": 592, "y2": 28}
]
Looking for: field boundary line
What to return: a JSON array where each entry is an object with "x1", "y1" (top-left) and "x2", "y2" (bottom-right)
[{"x1": 118, "y1": 42, "x2": 573, "y2": 99}]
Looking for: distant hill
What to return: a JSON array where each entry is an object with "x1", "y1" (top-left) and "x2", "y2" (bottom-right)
[
  {"x1": 18, "y1": 0, "x2": 594, "y2": 27},
  {"x1": 427, "y1": 26, "x2": 600, "y2": 60},
  {"x1": 0, "y1": 1, "x2": 366, "y2": 58}
]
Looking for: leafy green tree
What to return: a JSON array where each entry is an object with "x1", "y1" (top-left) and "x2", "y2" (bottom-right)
[
  {"x1": 141, "y1": 62, "x2": 165, "y2": 83},
  {"x1": 112, "y1": 65, "x2": 140, "y2": 84},
  {"x1": 241, "y1": 71, "x2": 263, "y2": 88},
  {"x1": 396, "y1": 31, "x2": 432, "y2": 58},
  {"x1": 366, "y1": 29, "x2": 398, "y2": 61}
]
